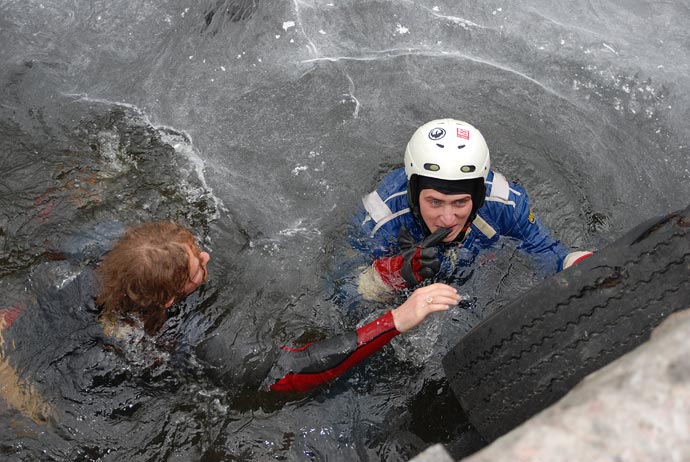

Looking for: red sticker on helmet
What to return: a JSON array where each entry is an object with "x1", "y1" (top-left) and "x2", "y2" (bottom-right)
[{"x1": 456, "y1": 128, "x2": 470, "y2": 139}]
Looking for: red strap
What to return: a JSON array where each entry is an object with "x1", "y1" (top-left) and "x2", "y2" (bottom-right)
[{"x1": 270, "y1": 311, "x2": 400, "y2": 392}]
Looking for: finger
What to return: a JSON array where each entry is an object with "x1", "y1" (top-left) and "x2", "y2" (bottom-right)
[
  {"x1": 425, "y1": 304, "x2": 450, "y2": 313},
  {"x1": 414, "y1": 284, "x2": 461, "y2": 304},
  {"x1": 416, "y1": 284, "x2": 457, "y2": 300},
  {"x1": 427, "y1": 294, "x2": 461, "y2": 306},
  {"x1": 419, "y1": 253, "x2": 439, "y2": 266},
  {"x1": 420, "y1": 227, "x2": 452, "y2": 248},
  {"x1": 420, "y1": 296, "x2": 454, "y2": 311},
  {"x1": 418, "y1": 291, "x2": 460, "y2": 307},
  {"x1": 428, "y1": 288, "x2": 463, "y2": 304},
  {"x1": 418, "y1": 267, "x2": 435, "y2": 279},
  {"x1": 420, "y1": 247, "x2": 438, "y2": 258},
  {"x1": 397, "y1": 226, "x2": 415, "y2": 250},
  {"x1": 419, "y1": 254, "x2": 440, "y2": 271}
]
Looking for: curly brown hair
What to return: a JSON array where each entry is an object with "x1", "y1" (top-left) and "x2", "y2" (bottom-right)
[{"x1": 97, "y1": 222, "x2": 198, "y2": 335}]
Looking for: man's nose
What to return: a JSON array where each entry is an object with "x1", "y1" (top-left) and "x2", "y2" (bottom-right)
[{"x1": 439, "y1": 206, "x2": 455, "y2": 225}]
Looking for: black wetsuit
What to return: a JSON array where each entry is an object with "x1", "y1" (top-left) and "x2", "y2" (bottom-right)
[
  {"x1": 196, "y1": 309, "x2": 400, "y2": 392},
  {"x1": 2, "y1": 265, "x2": 401, "y2": 394}
]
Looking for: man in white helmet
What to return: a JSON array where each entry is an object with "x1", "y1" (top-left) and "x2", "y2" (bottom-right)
[{"x1": 352, "y1": 118, "x2": 593, "y2": 300}]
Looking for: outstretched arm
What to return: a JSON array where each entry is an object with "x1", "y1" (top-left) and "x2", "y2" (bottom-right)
[
  {"x1": 267, "y1": 284, "x2": 460, "y2": 392},
  {"x1": 497, "y1": 188, "x2": 593, "y2": 273}
]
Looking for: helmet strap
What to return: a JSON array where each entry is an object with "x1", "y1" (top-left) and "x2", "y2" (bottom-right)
[
  {"x1": 407, "y1": 175, "x2": 423, "y2": 221},
  {"x1": 454, "y1": 213, "x2": 475, "y2": 243}
]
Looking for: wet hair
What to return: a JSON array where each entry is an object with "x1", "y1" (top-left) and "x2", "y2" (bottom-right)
[{"x1": 97, "y1": 222, "x2": 197, "y2": 335}]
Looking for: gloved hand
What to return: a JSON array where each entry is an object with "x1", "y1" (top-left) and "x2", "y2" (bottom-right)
[{"x1": 373, "y1": 227, "x2": 452, "y2": 289}]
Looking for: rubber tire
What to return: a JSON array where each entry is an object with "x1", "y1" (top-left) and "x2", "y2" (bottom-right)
[{"x1": 442, "y1": 203, "x2": 690, "y2": 442}]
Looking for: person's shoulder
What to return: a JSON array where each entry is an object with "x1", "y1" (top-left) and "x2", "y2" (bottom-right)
[
  {"x1": 375, "y1": 167, "x2": 407, "y2": 196},
  {"x1": 484, "y1": 170, "x2": 528, "y2": 205},
  {"x1": 359, "y1": 168, "x2": 410, "y2": 228},
  {"x1": 477, "y1": 171, "x2": 530, "y2": 232}
]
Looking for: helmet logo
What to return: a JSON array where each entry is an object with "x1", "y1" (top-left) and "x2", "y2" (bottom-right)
[
  {"x1": 456, "y1": 128, "x2": 470, "y2": 140},
  {"x1": 428, "y1": 127, "x2": 446, "y2": 140}
]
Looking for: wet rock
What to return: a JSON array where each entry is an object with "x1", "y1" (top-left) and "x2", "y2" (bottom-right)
[{"x1": 409, "y1": 443, "x2": 455, "y2": 462}]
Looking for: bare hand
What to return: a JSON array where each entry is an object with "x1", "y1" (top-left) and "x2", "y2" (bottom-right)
[{"x1": 391, "y1": 283, "x2": 461, "y2": 333}]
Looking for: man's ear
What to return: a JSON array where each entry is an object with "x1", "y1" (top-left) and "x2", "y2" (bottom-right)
[{"x1": 164, "y1": 297, "x2": 175, "y2": 309}]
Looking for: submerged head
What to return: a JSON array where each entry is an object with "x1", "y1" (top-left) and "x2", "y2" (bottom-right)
[
  {"x1": 97, "y1": 221, "x2": 210, "y2": 335},
  {"x1": 404, "y1": 118, "x2": 490, "y2": 242}
]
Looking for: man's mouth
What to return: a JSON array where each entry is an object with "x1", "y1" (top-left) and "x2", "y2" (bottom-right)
[{"x1": 438, "y1": 225, "x2": 457, "y2": 240}]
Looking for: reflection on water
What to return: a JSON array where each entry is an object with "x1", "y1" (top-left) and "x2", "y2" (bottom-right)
[
  {"x1": 0, "y1": 357, "x2": 51, "y2": 425},
  {"x1": 1, "y1": 95, "x2": 217, "y2": 266},
  {"x1": 1, "y1": 0, "x2": 690, "y2": 460}
]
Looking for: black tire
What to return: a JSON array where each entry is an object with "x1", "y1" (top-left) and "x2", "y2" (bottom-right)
[{"x1": 442, "y1": 203, "x2": 690, "y2": 442}]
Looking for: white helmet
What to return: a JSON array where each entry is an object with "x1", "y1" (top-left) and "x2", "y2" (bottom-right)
[
  {"x1": 404, "y1": 118, "x2": 490, "y2": 182},
  {"x1": 404, "y1": 119, "x2": 491, "y2": 231}
]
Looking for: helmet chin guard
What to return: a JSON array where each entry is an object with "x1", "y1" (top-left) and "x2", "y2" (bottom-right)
[{"x1": 404, "y1": 119, "x2": 490, "y2": 233}]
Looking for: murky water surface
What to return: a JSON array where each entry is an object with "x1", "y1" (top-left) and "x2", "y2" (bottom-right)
[{"x1": 1, "y1": 0, "x2": 689, "y2": 460}]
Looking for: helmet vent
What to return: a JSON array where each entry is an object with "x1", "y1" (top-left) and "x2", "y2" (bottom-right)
[
  {"x1": 461, "y1": 165, "x2": 476, "y2": 173},
  {"x1": 423, "y1": 163, "x2": 441, "y2": 172}
]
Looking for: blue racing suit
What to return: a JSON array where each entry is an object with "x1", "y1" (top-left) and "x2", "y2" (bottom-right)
[{"x1": 351, "y1": 168, "x2": 576, "y2": 299}]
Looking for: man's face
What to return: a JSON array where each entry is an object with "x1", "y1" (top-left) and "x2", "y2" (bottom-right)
[
  {"x1": 418, "y1": 189, "x2": 473, "y2": 243},
  {"x1": 181, "y1": 244, "x2": 210, "y2": 297}
]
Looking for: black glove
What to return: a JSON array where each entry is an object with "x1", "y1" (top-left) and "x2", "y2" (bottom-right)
[
  {"x1": 397, "y1": 226, "x2": 452, "y2": 287},
  {"x1": 372, "y1": 227, "x2": 451, "y2": 289}
]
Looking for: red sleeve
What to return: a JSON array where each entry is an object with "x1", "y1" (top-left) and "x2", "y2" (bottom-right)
[{"x1": 269, "y1": 311, "x2": 400, "y2": 392}]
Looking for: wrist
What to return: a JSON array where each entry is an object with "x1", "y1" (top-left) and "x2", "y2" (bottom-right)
[{"x1": 391, "y1": 306, "x2": 413, "y2": 333}]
